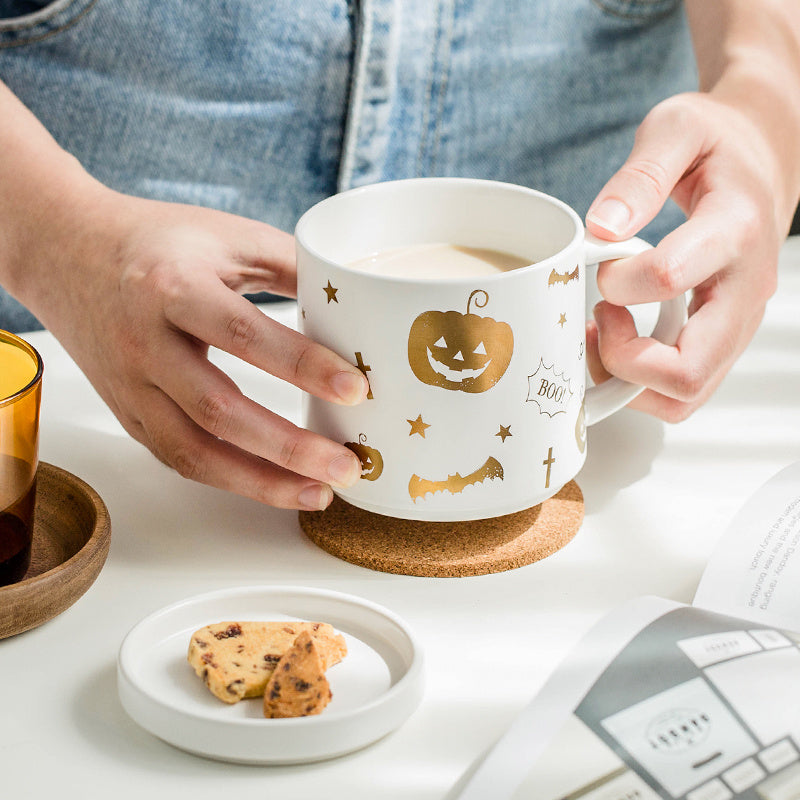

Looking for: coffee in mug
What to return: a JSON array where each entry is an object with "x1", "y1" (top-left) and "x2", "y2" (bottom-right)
[
  {"x1": 295, "y1": 178, "x2": 686, "y2": 521},
  {"x1": 346, "y1": 243, "x2": 531, "y2": 279}
]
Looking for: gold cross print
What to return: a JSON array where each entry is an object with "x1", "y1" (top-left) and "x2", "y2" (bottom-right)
[{"x1": 355, "y1": 352, "x2": 373, "y2": 399}]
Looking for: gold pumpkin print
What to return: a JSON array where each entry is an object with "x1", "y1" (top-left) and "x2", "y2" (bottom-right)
[
  {"x1": 344, "y1": 434, "x2": 384, "y2": 481},
  {"x1": 407, "y1": 290, "x2": 513, "y2": 393}
]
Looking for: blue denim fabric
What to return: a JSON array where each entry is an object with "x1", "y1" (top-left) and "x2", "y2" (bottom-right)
[{"x1": 0, "y1": 0, "x2": 696, "y2": 332}]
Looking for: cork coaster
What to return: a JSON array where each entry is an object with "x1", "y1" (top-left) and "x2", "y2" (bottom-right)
[{"x1": 298, "y1": 480, "x2": 583, "y2": 577}]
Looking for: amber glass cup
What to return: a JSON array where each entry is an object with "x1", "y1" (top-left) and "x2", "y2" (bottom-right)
[{"x1": 0, "y1": 330, "x2": 43, "y2": 586}]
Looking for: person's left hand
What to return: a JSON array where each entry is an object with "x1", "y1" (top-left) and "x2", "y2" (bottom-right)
[{"x1": 583, "y1": 91, "x2": 788, "y2": 422}]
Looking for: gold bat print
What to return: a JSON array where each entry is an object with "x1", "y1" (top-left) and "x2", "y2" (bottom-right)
[
  {"x1": 408, "y1": 457, "x2": 504, "y2": 501},
  {"x1": 547, "y1": 265, "x2": 579, "y2": 287}
]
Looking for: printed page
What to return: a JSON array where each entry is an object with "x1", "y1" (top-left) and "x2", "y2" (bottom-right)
[
  {"x1": 455, "y1": 596, "x2": 800, "y2": 800},
  {"x1": 454, "y1": 462, "x2": 800, "y2": 800},
  {"x1": 694, "y1": 461, "x2": 800, "y2": 633},
  {"x1": 511, "y1": 602, "x2": 800, "y2": 800}
]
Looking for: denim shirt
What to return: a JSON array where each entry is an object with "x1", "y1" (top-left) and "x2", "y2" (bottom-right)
[{"x1": 0, "y1": 0, "x2": 696, "y2": 332}]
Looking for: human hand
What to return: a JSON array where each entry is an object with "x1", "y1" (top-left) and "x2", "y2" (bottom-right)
[
  {"x1": 584, "y1": 91, "x2": 787, "y2": 422},
  {"x1": 27, "y1": 188, "x2": 369, "y2": 509}
]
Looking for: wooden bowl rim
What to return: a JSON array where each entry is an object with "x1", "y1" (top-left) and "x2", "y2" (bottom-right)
[{"x1": 0, "y1": 462, "x2": 111, "y2": 636}]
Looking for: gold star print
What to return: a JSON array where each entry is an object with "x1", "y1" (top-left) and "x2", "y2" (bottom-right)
[
  {"x1": 557, "y1": 313, "x2": 567, "y2": 328},
  {"x1": 495, "y1": 424, "x2": 512, "y2": 442},
  {"x1": 323, "y1": 280, "x2": 339, "y2": 303},
  {"x1": 407, "y1": 414, "x2": 431, "y2": 438}
]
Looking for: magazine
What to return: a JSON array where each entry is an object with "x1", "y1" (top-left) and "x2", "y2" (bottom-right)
[{"x1": 454, "y1": 461, "x2": 800, "y2": 800}]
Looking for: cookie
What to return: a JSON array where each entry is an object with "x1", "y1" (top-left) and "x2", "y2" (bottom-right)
[
  {"x1": 263, "y1": 630, "x2": 333, "y2": 718},
  {"x1": 187, "y1": 620, "x2": 346, "y2": 703}
]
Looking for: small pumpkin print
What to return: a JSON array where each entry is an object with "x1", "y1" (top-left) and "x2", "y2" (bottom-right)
[
  {"x1": 345, "y1": 434, "x2": 384, "y2": 481},
  {"x1": 407, "y1": 290, "x2": 513, "y2": 393}
]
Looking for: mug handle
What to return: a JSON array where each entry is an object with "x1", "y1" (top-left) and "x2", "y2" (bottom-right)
[{"x1": 582, "y1": 232, "x2": 688, "y2": 425}]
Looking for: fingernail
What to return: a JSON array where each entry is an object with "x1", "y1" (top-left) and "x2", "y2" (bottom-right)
[
  {"x1": 298, "y1": 484, "x2": 333, "y2": 511},
  {"x1": 330, "y1": 370, "x2": 368, "y2": 404},
  {"x1": 327, "y1": 453, "x2": 361, "y2": 487},
  {"x1": 587, "y1": 198, "x2": 632, "y2": 236}
]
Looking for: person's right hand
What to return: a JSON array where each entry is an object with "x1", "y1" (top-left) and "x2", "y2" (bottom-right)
[{"x1": 17, "y1": 181, "x2": 369, "y2": 511}]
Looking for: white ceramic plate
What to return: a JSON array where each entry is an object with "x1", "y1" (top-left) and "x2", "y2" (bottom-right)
[{"x1": 117, "y1": 585, "x2": 424, "y2": 764}]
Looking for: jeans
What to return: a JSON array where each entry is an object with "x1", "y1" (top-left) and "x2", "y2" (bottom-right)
[{"x1": 0, "y1": 0, "x2": 696, "y2": 332}]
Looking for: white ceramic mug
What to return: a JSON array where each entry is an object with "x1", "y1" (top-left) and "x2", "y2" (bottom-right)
[{"x1": 295, "y1": 178, "x2": 686, "y2": 521}]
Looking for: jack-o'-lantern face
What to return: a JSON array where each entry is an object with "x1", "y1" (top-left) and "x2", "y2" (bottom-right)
[
  {"x1": 345, "y1": 434, "x2": 384, "y2": 481},
  {"x1": 408, "y1": 290, "x2": 513, "y2": 393}
]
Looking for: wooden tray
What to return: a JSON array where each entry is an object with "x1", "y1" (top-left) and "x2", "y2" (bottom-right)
[{"x1": 0, "y1": 462, "x2": 111, "y2": 639}]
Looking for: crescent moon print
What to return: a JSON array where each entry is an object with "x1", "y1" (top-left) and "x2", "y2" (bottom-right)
[
  {"x1": 407, "y1": 290, "x2": 513, "y2": 393},
  {"x1": 408, "y1": 456, "x2": 504, "y2": 501},
  {"x1": 575, "y1": 403, "x2": 586, "y2": 454}
]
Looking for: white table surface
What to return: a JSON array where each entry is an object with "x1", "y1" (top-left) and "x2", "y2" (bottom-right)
[{"x1": 2, "y1": 237, "x2": 799, "y2": 799}]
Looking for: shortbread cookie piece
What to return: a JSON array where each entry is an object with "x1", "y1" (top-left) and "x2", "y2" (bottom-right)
[
  {"x1": 263, "y1": 631, "x2": 333, "y2": 718},
  {"x1": 188, "y1": 621, "x2": 346, "y2": 703}
]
